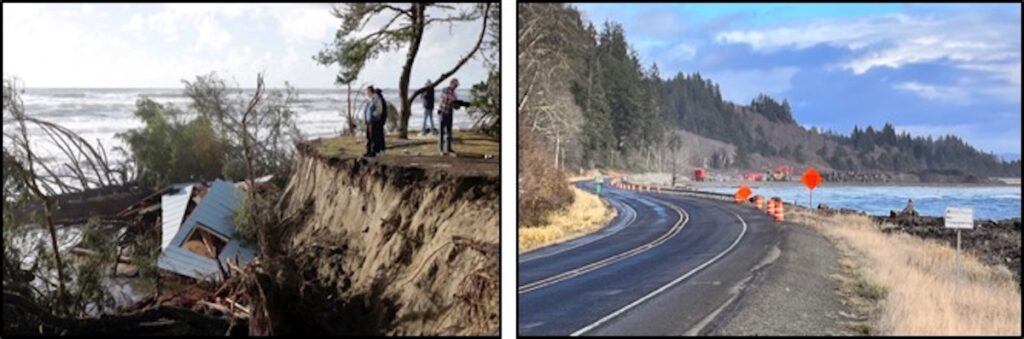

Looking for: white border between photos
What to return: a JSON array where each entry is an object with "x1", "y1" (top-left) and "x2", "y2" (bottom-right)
[{"x1": 499, "y1": 0, "x2": 517, "y2": 337}]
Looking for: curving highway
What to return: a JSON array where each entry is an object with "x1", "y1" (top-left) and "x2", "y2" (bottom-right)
[{"x1": 518, "y1": 180, "x2": 784, "y2": 336}]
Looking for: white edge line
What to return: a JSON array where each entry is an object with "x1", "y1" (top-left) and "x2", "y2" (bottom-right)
[
  {"x1": 518, "y1": 198, "x2": 686, "y2": 294},
  {"x1": 519, "y1": 194, "x2": 638, "y2": 263},
  {"x1": 570, "y1": 211, "x2": 749, "y2": 336}
]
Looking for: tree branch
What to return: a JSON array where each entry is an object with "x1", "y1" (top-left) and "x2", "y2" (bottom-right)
[{"x1": 411, "y1": 3, "x2": 490, "y2": 101}]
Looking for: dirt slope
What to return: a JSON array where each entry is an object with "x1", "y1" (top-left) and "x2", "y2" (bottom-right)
[{"x1": 273, "y1": 142, "x2": 499, "y2": 335}]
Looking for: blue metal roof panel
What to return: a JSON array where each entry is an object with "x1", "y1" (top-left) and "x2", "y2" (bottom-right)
[
  {"x1": 159, "y1": 179, "x2": 257, "y2": 281},
  {"x1": 191, "y1": 180, "x2": 240, "y2": 237},
  {"x1": 158, "y1": 246, "x2": 220, "y2": 280}
]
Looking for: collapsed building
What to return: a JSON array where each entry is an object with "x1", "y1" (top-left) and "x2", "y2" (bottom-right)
[
  {"x1": 154, "y1": 180, "x2": 256, "y2": 280},
  {"x1": 22, "y1": 178, "x2": 267, "y2": 282}
]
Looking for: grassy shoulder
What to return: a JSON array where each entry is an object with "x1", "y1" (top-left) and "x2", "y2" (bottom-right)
[
  {"x1": 315, "y1": 130, "x2": 499, "y2": 159},
  {"x1": 518, "y1": 182, "x2": 617, "y2": 253},
  {"x1": 789, "y1": 209, "x2": 1020, "y2": 335}
]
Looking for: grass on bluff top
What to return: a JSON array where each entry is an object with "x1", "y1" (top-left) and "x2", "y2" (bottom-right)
[{"x1": 316, "y1": 130, "x2": 499, "y2": 159}]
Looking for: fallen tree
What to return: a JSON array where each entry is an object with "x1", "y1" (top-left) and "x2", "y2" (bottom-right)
[{"x1": 3, "y1": 292, "x2": 241, "y2": 336}]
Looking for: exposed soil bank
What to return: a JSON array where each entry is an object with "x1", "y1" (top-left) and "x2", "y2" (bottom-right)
[{"x1": 272, "y1": 142, "x2": 499, "y2": 335}]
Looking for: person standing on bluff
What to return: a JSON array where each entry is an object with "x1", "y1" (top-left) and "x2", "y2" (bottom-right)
[
  {"x1": 437, "y1": 78, "x2": 469, "y2": 156},
  {"x1": 421, "y1": 79, "x2": 436, "y2": 136},
  {"x1": 363, "y1": 85, "x2": 384, "y2": 157},
  {"x1": 373, "y1": 88, "x2": 388, "y2": 155}
]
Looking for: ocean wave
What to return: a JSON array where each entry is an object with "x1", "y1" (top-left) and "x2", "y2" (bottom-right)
[{"x1": 20, "y1": 88, "x2": 483, "y2": 181}]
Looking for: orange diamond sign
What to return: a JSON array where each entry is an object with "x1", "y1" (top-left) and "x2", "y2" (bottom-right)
[
  {"x1": 802, "y1": 166, "x2": 821, "y2": 190},
  {"x1": 736, "y1": 185, "x2": 752, "y2": 201}
]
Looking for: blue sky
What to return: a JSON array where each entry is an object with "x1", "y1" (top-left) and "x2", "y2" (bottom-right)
[
  {"x1": 2, "y1": 3, "x2": 491, "y2": 90},
  {"x1": 577, "y1": 3, "x2": 1021, "y2": 156}
]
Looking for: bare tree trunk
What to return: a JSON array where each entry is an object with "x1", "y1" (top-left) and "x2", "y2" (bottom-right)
[
  {"x1": 345, "y1": 83, "x2": 354, "y2": 135},
  {"x1": 645, "y1": 147, "x2": 651, "y2": 171},
  {"x1": 405, "y1": 3, "x2": 492, "y2": 138},
  {"x1": 554, "y1": 132, "x2": 562, "y2": 171},
  {"x1": 242, "y1": 74, "x2": 265, "y2": 253},
  {"x1": 671, "y1": 148, "x2": 677, "y2": 187},
  {"x1": 397, "y1": 4, "x2": 425, "y2": 140}
]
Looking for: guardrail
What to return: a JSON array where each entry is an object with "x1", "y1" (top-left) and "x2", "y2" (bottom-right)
[
  {"x1": 617, "y1": 178, "x2": 809, "y2": 212},
  {"x1": 657, "y1": 185, "x2": 734, "y2": 202}
]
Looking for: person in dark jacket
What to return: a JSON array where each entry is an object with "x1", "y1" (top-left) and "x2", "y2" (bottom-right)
[
  {"x1": 421, "y1": 79, "x2": 436, "y2": 136},
  {"x1": 373, "y1": 88, "x2": 388, "y2": 155},
  {"x1": 362, "y1": 85, "x2": 381, "y2": 157}
]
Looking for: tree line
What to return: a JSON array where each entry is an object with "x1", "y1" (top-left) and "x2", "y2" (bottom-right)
[
  {"x1": 820, "y1": 124, "x2": 1020, "y2": 177},
  {"x1": 518, "y1": 3, "x2": 1019, "y2": 180}
]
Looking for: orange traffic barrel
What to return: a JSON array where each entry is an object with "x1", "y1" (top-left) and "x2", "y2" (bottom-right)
[
  {"x1": 754, "y1": 195, "x2": 764, "y2": 210},
  {"x1": 772, "y1": 197, "x2": 784, "y2": 222},
  {"x1": 766, "y1": 198, "x2": 775, "y2": 216}
]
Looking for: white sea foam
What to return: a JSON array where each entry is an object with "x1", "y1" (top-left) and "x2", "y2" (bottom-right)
[{"x1": 16, "y1": 87, "x2": 479, "y2": 171}]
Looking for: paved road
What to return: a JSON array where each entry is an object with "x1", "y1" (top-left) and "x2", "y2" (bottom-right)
[{"x1": 518, "y1": 181, "x2": 783, "y2": 336}]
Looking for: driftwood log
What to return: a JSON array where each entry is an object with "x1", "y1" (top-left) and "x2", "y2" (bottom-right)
[{"x1": 3, "y1": 292, "x2": 244, "y2": 336}]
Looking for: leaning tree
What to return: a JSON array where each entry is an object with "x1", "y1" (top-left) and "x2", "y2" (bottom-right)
[{"x1": 316, "y1": 3, "x2": 492, "y2": 139}]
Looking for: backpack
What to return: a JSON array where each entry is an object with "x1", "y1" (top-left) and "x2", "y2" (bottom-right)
[{"x1": 376, "y1": 92, "x2": 388, "y2": 121}]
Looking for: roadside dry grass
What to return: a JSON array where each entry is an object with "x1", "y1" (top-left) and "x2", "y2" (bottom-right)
[
  {"x1": 566, "y1": 169, "x2": 604, "y2": 183},
  {"x1": 518, "y1": 184, "x2": 616, "y2": 253},
  {"x1": 790, "y1": 209, "x2": 1021, "y2": 336}
]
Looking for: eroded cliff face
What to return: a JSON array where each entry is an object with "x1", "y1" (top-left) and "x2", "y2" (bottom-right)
[{"x1": 275, "y1": 144, "x2": 499, "y2": 335}]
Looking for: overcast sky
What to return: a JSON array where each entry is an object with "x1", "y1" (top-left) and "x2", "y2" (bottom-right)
[
  {"x1": 577, "y1": 3, "x2": 1021, "y2": 156},
  {"x1": 2, "y1": 3, "x2": 491, "y2": 89}
]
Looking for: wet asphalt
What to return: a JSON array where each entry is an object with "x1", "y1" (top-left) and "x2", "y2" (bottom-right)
[{"x1": 518, "y1": 181, "x2": 783, "y2": 336}]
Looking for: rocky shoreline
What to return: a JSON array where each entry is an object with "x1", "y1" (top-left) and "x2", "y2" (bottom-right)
[
  {"x1": 823, "y1": 169, "x2": 1004, "y2": 185},
  {"x1": 876, "y1": 213, "x2": 1020, "y2": 286},
  {"x1": 817, "y1": 205, "x2": 1021, "y2": 286}
]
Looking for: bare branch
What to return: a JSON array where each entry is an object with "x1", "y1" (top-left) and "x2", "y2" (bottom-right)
[{"x1": 411, "y1": 3, "x2": 491, "y2": 100}]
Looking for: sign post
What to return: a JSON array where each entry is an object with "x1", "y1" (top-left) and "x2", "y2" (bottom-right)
[
  {"x1": 801, "y1": 167, "x2": 821, "y2": 207},
  {"x1": 944, "y1": 207, "x2": 974, "y2": 294}
]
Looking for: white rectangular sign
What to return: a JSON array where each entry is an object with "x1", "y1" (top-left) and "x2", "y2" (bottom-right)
[{"x1": 944, "y1": 207, "x2": 974, "y2": 229}]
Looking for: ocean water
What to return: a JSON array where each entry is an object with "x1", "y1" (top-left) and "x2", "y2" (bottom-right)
[
  {"x1": 699, "y1": 185, "x2": 1021, "y2": 220},
  {"x1": 16, "y1": 87, "x2": 474, "y2": 165}
]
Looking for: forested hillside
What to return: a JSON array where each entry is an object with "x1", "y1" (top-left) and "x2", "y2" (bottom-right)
[{"x1": 518, "y1": 3, "x2": 1021, "y2": 179}]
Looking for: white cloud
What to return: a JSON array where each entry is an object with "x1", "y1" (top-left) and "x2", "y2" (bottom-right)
[
  {"x1": 715, "y1": 12, "x2": 1020, "y2": 79},
  {"x1": 194, "y1": 15, "x2": 232, "y2": 52},
  {"x1": 124, "y1": 14, "x2": 145, "y2": 36},
  {"x1": 3, "y1": 3, "x2": 490, "y2": 88},
  {"x1": 671, "y1": 43, "x2": 697, "y2": 61},
  {"x1": 707, "y1": 67, "x2": 799, "y2": 103},
  {"x1": 893, "y1": 81, "x2": 970, "y2": 104},
  {"x1": 716, "y1": 10, "x2": 1020, "y2": 106},
  {"x1": 272, "y1": 5, "x2": 337, "y2": 42},
  {"x1": 893, "y1": 76, "x2": 1020, "y2": 105}
]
